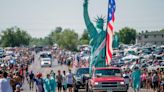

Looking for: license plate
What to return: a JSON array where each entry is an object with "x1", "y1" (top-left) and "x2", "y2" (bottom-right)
[{"x1": 107, "y1": 90, "x2": 112, "y2": 92}]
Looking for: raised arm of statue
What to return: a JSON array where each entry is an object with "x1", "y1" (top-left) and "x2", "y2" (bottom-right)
[{"x1": 83, "y1": 0, "x2": 98, "y2": 39}]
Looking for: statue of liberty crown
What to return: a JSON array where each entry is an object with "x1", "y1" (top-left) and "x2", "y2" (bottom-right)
[{"x1": 94, "y1": 15, "x2": 106, "y2": 23}]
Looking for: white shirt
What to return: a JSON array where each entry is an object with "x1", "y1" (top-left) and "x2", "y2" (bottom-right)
[
  {"x1": 0, "y1": 78, "x2": 13, "y2": 92},
  {"x1": 66, "y1": 73, "x2": 73, "y2": 84},
  {"x1": 62, "y1": 75, "x2": 67, "y2": 85}
]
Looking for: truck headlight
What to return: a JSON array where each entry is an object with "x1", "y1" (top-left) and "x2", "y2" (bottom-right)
[
  {"x1": 120, "y1": 82, "x2": 125, "y2": 85},
  {"x1": 94, "y1": 82, "x2": 99, "y2": 85}
]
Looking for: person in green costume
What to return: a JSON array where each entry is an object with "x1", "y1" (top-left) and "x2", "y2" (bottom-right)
[
  {"x1": 83, "y1": 0, "x2": 106, "y2": 74},
  {"x1": 50, "y1": 73, "x2": 57, "y2": 92},
  {"x1": 113, "y1": 34, "x2": 119, "y2": 49},
  {"x1": 43, "y1": 74, "x2": 51, "y2": 92},
  {"x1": 131, "y1": 66, "x2": 141, "y2": 92}
]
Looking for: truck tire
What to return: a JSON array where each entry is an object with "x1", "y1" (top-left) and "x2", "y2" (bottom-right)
[
  {"x1": 74, "y1": 87, "x2": 78, "y2": 92},
  {"x1": 85, "y1": 83, "x2": 89, "y2": 92},
  {"x1": 73, "y1": 86, "x2": 79, "y2": 92}
]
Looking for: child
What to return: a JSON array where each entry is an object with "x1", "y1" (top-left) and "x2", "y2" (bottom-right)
[{"x1": 15, "y1": 84, "x2": 22, "y2": 92}]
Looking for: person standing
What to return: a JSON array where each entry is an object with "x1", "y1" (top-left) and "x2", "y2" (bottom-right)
[
  {"x1": 34, "y1": 73, "x2": 44, "y2": 92},
  {"x1": 43, "y1": 74, "x2": 51, "y2": 92},
  {"x1": 152, "y1": 71, "x2": 159, "y2": 92},
  {"x1": 13, "y1": 72, "x2": 22, "y2": 89},
  {"x1": 29, "y1": 71, "x2": 35, "y2": 90},
  {"x1": 50, "y1": 73, "x2": 57, "y2": 92},
  {"x1": 15, "y1": 84, "x2": 22, "y2": 92},
  {"x1": 132, "y1": 67, "x2": 141, "y2": 92},
  {"x1": 146, "y1": 72, "x2": 152, "y2": 90},
  {"x1": 62, "y1": 71, "x2": 67, "y2": 92},
  {"x1": 123, "y1": 71, "x2": 130, "y2": 89},
  {"x1": 56, "y1": 70, "x2": 63, "y2": 92},
  {"x1": 50, "y1": 70, "x2": 55, "y2": 79},
  {"x1": 25, "y1": 67, "x2": 29, "y2": 82},
  {"x1": 66, "y1": 69, "x2": 74, "y2": 92},
  {"x1": 0, "y1": 71, "x2": 13, "y2": 92},
  {"x1": 141, "y1": 71, "x2": 147, "y2": 88}
]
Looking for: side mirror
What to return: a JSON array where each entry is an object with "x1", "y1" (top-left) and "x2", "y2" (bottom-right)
[{"x1": 96, "y1": 74, "x2": 102, "y2": 77}]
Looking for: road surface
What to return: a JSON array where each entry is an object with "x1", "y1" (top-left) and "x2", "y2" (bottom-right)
[
  {"x1": 22, "y1": 53, "x2": 153, "y2": 92},
  {"x1": 22, "y1": 52, "x2": 69, "y2": 92}
]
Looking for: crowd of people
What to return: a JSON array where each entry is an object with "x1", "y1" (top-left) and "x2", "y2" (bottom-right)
[
  {"x1": 0, "y1": 45, "x2": 163, "y2": 92},
  {"x1": 123, "y1": 61, "x2": 164, "y2": 92},
  {"x1": 25, "y1": 69, "x2": 75, "y2": 92},
  {"x1": 52, "y1": 47, "x2": 90, "y2": 68},
  {"x1": 0, "y1": 47, "x2": 34, "y2": 92},
  {"x1": 0, "y1": 46, "x2": 77, "y2": 92}
]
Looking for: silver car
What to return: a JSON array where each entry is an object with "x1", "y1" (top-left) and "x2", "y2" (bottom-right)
[{"x1": 40, "y1": 58, "x2": 52, "y2": 67}]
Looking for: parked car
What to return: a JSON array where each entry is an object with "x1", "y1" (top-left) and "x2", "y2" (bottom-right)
[
  {"x1": 74, "y1": 68, "x2": 90, "y2": 92},
  {"x1": 40, "y1": 58, "x2": 52, "y2": 67},
  {"x1": 87, "y1": 67, "x2": 128, "y2": 92}
]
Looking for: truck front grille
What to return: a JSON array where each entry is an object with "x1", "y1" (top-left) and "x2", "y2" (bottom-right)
[{"x1": 101, "y1": 82, "x2": 118, "y2": 87}]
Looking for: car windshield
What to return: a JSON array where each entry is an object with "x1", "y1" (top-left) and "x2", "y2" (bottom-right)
[
  {"x1": 40, "y1": 54, "x2": 52, "y2": 58},
  {"x1": 43, "y1": 58, "x2": 51, "y2": 61},
  {"x1": 95, "y1": 69, "x2": 121, "y2": 77},
  {"x1": 76, "y1": 68, "x2": 89, "y2": 76}
]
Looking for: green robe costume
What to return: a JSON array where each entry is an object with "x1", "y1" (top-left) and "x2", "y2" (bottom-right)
[
  {"x1": 132, "y1": 69, "x2": 141, "y2": 91},
  {"x1": 83, "y1": 0, "x2": 106, "y2": 74},
  {"x1": 50, "y1": 76, "x2": 57, "y2": 92},
  {"x1": 43, "y1": 78, "x2": 51, "y2": 92}
]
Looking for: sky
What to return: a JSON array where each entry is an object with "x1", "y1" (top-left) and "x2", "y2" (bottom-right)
[{"x1": 0, "y1": 0, "x2": 164, "y2": 38}]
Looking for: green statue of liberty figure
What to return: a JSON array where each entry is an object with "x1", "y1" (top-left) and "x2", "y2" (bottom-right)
[
  {"x1": 83, "y1": 0, "x2": 106, "y2": 70},
  {"x1": 113, "y1": 34, "x2": 120, "y2": 49}
]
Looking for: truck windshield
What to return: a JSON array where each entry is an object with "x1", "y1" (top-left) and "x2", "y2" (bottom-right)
[
  {"x1": 95, "y1": 69, "x2": 121, "y2": 77},
  {"x1": 76, "y1": 68, "x2": 89, "y2": 76}
]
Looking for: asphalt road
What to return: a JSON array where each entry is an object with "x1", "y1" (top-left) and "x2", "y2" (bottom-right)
[
  {"x1": 22, "y1": 53, "x2": 153, "y2": 92},
  {"x1": 22, "y1": 53, "x2": 69, "y2": 92}
]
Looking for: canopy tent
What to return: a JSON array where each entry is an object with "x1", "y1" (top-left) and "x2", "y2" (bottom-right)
[
  {"x1": 124, "y1": 48, "x2": 137, "y2": 55},
  {"x1": 122, "y1": 55, "x2": 139, "y2": 60}
]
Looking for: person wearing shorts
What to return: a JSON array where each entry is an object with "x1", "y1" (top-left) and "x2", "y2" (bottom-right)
[
  {"x1": 62, "y1": 71, "x2": 67, "y2": 92},
  {"x1": 56, "y1": 70, "x2": 63, "y2": 92},
  {"x1": 66, "y1": 69, "x2": 74, "y2": 92}
]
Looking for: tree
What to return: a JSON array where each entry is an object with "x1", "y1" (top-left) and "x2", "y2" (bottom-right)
[
  {"x1": 80, "y1": 29, "x2": 90, "y2": 44},
  {"x1": 58, "y1": 29, "x2": 79, "y2": 51},
  {"x1": 30, "y1": 38, "x2": 43, "y2": 46},
  {"x1": 160, "y1": 29, "x2": 164, "y2": 32},
  {"x1": 49, "y1": 27, "x2": 62, "y2": 44},
  {"x1": 118, "y1": 27, "x2": 137, "y2": 44},
  {"x1": 0, "y1": 27, "x2": 31, "y2": 47},
  {"x1": 55, "y1": 27, "x2": 62, "y2": 33}
]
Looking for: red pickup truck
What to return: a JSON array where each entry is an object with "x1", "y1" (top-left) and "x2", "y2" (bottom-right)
[{"x1": 87, "y1": 67, "x2": 128, "y2": 92}]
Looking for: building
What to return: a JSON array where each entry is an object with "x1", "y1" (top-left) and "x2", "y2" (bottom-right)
[{"x1": 136, "y1": 31, "x2": 164, "y2": 45}]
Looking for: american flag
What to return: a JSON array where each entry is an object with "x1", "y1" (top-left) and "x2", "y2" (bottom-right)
[{"x1": 106, "y1": 0, "x2": 116, "y2": 65}]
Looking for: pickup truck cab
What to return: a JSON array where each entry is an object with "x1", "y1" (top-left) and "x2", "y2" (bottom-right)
[
  {"x1": 88, "y1": 67, "x2": 128, "y2": 92},
  {"x1": 74, "y1": 68, "x2": 90, "y2": 92}
]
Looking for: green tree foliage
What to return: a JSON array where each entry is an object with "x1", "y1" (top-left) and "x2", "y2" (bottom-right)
[
  {"x1": 160, "y1": 29, "x2": 164, "y2": 32},
  {"x1": 49, "y1": 27, "x2": 62, "y2": 44},
  {"x1": 0, "y1": 27, "x2": 31, "y2": 47},
  {"x1": 58, "y1": 29, "x2": 79, "y2": 51},
  {"x1": 80, "y1": 29, "x2": 90, "y2": 44},
  {"x1": 30, "y1": 37, "x2": 52, "y2": 46},
  {"x1": 46, "y1": 27, "x2": 79, "y2": 51},
  {"x1": 118, "y1": 27, "x2": 137, "y2": 44}
]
